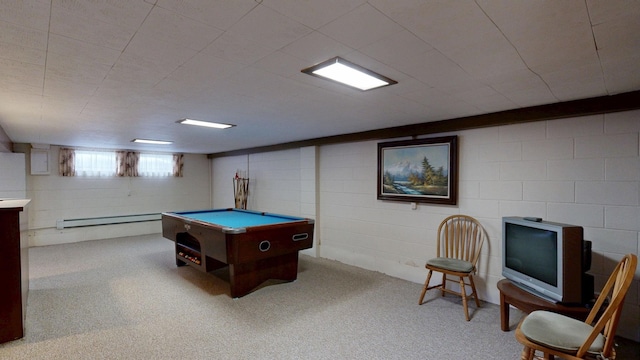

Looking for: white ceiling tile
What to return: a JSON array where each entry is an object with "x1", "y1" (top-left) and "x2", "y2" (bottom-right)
[
  {"x1": 155, "y1": 0, "x2": 256, "y2": 30},
  {"x1": 103, "y1": 53, "x2": 168, "y2": 86},
  {"x1": 0, "y1": 58, "x2": 45, "y2": 88},
  {"x1": 124, "y1": 33, "x2": 198, "y2": 74},
  {"x1": 0, "y1": 40, "x2": 46, "y2": 65},
  {"x1": 160, "y1": 52, "x2": 246, "y2": 89},
  {"x1": 319, "y1": 3, "x2": 404, "y2": 50},
  {"x1": 399, "y1": 50, "x2": 478, "y2": 92},
  {"x1": 0, "y1": 19, "x2": 48, "y2": 50},
  {"x1": 592, "y1": 15, "x2": 640, "y2": 59},
  {"x1": 502, "y1": 87, "x2": 558, "y2": 108},
  {"x1": 0, "y1": 0, "x2": 637, "y2": 153},
  {"x1": 45, "y1": 52, "x2": 113, "y2": 85},
  {"x1": 477, "y1": 1, "x2": 598, "y2": 73},
  {"x1": 600, "y1": 55, "x2": 640, "y2": 94},
  {"x1": 49, "y1": 8, "x2": 137, "y2": 50},
  {"x1": 226, "y1": 5, "x2": 312, "y2": 50},
  {"x1": 52, "y1": 0, "x2": 152, "y2": 30},
  {"x1": 372, "y1": 1, "x2": 527, "y2": 81},
  {"x1": 0, "y1": 0, "x2": 51, "y2": 31},
  {"x1": 260, "y1": 0, "x2": 367, "y2": 29},
  {"x1": 47, "y1": 34, "x2": 121, "y2": 65},
  {"x1": 280, "y1": 31, "x2": 353, "y2": 64},
  {"x1": 359, "y1": 30, "x2": 432, "y2": 67},
  {"x1": 540, "y1": 61, "x2": 606, "y2": 101},
  {"x1": 202, "y1": 32, "x2": 274, "y2": 66},
  {"x1": 0, "y1": 80, "x2": 42, "y2": 97},
  {"x1": 251, "y1": 50, "x2": 312, "y2": 80},
  {"x1": 586, "y1": 0, "x2": 640, "y2": 25},
  {"x1": 454, "y1": 86, "x2": 516, "y2": 113},
  {"x1": 137, "y1": 6, "x2": 224, "y2": 52},
  {"x1": 43, "y1": 76, "x2": 97, "y2": 100},
  {"x1": 0, "y1": 91, "x2": 42, "y2": 112}
]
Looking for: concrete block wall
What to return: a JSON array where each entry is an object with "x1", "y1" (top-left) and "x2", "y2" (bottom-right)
[
  {"x1": 209, "y1": 111, "x2": 639, "y2": 340},
  {"x1": 316, "y1": 110, "x2": 639, "y2": 341},
  {"x1": 24, "y1": 146, "x2": 211, "y2": 247}
]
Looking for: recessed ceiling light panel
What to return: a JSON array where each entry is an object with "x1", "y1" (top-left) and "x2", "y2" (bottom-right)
[
  {"x1": 132, "y1": 138, "x2": 173, "y2": 145},
  {"x1": 179, "y1": 119, "x2": 235, "y2": 129},
  {"x1": 302, "y1": 57, "x2": 397, "y2": 91}
]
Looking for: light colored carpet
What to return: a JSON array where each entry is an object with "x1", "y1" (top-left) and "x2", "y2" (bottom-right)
[{"x1": 0, "y1": 234, "x2": 635, "y2": 359}]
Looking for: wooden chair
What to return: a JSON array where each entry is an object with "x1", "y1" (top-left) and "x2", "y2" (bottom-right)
[
  {"x1": 418, "y1": 214, "x2": 486, "y2": 321},
  {"x1": 515, "y1": 253, "x2": 637, "y2": 360}
]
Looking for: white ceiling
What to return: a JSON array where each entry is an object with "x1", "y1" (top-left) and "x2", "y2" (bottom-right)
[{"x1": 1, "y1": 0, "x2": 639, "y2": 154}]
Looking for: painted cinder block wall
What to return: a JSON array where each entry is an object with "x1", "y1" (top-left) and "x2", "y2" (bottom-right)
[
  {"x1": 211, "y1": 110, "x2": 640, "y2": 341},
  {"x1": 21, "y1": 146, "x2": 212, "y2": 247}
]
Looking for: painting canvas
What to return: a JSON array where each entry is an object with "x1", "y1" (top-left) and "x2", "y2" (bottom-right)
[{"x1": 377, "y1": 136, "x2": 457, "y2": 205}]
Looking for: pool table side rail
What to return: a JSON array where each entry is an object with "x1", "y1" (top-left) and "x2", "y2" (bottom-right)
[{"x1": 161, "y1": 210, "x2": 314, "y2": 234}]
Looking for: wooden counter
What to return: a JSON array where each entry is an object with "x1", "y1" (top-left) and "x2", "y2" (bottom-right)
[{"x1": 0, "y1": 199, "x2": 30, "y2": 344}]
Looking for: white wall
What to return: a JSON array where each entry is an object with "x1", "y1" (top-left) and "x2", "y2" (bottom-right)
[
  {"x1": 211, "y1": 147, "x2": 318, "y2": 256},
  {"x1": 25, "y1": 146, "x2": 211, "y2": 247},
  {"x1": 211, "y1": 110, "x2": 640, "y2": 341}
]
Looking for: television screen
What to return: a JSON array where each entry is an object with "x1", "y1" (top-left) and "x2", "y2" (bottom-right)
[{"x1": 504, "y1": 223, "x2": 557, "y2": 287}]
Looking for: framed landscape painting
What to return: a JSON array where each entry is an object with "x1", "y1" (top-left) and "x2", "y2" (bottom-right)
[{"x1": 377, "y1": 136, "x2": 458, "y2": 205}]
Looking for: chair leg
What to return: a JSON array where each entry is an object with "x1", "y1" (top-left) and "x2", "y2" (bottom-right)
[
  {"x1": 520, "y1": 346, "x2": 534, "y2": 360},
  {"x1": 459, "y1": 276, "x2": 470, "y2": 321},
  {"x1": 441, "y1": 274, "x2": 447, "y2": 297},
  {"x1": 468, "y1": 274, "x2": 480, "y2": 307},
  {"x1": 418, "y1": 270, "x2": 433, "y2": 305}
]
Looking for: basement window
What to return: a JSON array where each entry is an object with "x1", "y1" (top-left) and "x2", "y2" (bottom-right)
[
  {"x1": 74, "y1": 150, "x2": 117, "y2": 177},
  {"x1": 59, "y1": 149, "x2": 183, "y2": 177},
  {"x1": 138, "y1": 153, "x2": 174, "y2": 177}
]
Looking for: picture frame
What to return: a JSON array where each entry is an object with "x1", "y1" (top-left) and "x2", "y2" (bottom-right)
[{"x1": 377, "y1": 136, "x2": 458, "y2": 205}]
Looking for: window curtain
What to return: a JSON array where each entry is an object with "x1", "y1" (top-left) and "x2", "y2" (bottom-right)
[
  {"x1": 173, "y1": 154, "x2": 184, "y2": 177},
  {"x1": 117, "y1": 151, "x2": 139, "y2": 177},
  {"x1": 58, "y1": 149, "x2": 180, "y2": 177},
  {"x1": 59, "y1": 148, "x2": 76, "y2": 176}
]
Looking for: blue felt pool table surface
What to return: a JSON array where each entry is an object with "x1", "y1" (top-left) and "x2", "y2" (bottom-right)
[{"x1": 171, "y1": 208, "x2": 305, "y2": 229}]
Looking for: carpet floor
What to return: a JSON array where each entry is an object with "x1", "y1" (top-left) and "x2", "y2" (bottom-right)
[{"x1": 0, "y1": 234, "x2": 637, "y2": 359}]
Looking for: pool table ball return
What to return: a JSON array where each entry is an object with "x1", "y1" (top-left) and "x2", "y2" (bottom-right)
[{"x1": 161, "y1": 208, "x2": 315, "y2": 298}]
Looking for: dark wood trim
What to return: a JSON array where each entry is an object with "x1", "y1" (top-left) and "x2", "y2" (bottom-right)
[{"x1": 208, "y1": 90, "x2": 640, "y2": 158}]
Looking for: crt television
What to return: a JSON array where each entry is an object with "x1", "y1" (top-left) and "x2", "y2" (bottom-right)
[{"x1": 502, "y1": 217, "x2": 593, "y2": 304}]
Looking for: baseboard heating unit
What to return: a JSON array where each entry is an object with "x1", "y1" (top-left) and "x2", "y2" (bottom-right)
[{"x1": 56, "y1": 213, "x2": 161, "y2": 229}]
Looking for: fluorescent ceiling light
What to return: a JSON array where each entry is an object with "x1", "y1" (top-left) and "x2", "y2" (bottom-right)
[
  {"x1": 132, "y1": 138, "x2": 173, "y2": 145},
  {"x1": 179, "y1": 119, "x2": 235, "y2": 129},
  {"x1": 301, "y1": 57, "x2": 397, "y2": 91}
]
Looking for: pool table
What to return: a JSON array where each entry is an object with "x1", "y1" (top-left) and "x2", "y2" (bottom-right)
[{"x1": 161, "y1": 208, "x2": 315, "y2": 298}]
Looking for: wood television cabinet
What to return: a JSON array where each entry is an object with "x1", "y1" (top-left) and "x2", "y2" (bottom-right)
[{"x1": 497, "y1": 279, "x2": 591, "y2": 331}]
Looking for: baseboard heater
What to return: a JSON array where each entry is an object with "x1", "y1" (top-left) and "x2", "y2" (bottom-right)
[{"x1": 56, "y1": 213, "x2": 161, "y2": 229}]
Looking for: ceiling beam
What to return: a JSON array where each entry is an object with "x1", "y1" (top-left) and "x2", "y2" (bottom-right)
[{"x1": 208, "y1": 90, "x2": 640, "y2": 158}]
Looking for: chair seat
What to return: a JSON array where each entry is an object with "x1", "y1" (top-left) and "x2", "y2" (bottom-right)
[
  {"x1": 426, "y1": 257, "x2": 474, "y2": 273},
  {"x1": 520, "y1": 311, "x2": 605, "y2": 354}
]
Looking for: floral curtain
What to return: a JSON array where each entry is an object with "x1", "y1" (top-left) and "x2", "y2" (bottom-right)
[
  {"x1": 59, "y1": 148, "x2": 75, "y2": 176},
  {"x1": 173, "y1": 154, "x2": 184, "y2": 177},
  {"x1": 116, "y1": 151, "x2": 140, "y2": 177}
]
